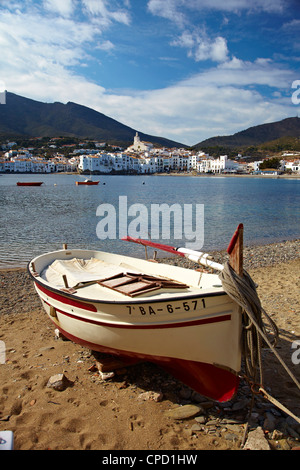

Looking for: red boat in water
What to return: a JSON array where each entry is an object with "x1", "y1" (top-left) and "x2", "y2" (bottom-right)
[
  {"x1": 76, "y1": 179, "x2": 99, "y2": 185},
  {"x1": 17, "y1": 182, "x2": 43, "y2": 186}
]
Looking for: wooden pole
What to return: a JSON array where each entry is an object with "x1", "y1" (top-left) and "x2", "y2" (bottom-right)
[
  {"x1": 62, "y1": 274, "x2": 69, "y2": 288},
  {"x1": 122, "y1": 236, "x2": 224, "y2": 271},
  {"x1": 227, "y1": 223, "x2": 243, "y2": 276}
]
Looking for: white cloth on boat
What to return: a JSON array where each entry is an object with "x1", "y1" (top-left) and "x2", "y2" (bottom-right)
[{"x1": 41, "y1": 258, "x2": 129, "y2": 288}]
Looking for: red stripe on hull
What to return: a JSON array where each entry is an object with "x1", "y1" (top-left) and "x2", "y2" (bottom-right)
[
  {"x1": 36, "y1": 283, "x2": 97, "y2": 312},
  {"x1": 53, "y1": 322, "x2": 239, "y2": 402}
]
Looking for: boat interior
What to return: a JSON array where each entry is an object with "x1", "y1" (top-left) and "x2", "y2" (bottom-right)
[{"x1": 31, "y1": 249, "x2": 224, "y2": 302}]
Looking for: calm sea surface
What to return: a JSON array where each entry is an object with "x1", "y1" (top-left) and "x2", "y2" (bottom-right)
[{"x1": 0, "y1": 173, "x2": 299, "y2": 268}]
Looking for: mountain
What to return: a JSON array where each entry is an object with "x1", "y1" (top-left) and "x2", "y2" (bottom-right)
[
  {"x1": 0, "y1": 92, "x2": 184, "y2": 148},
  {"x1": 193, "y1": 117, "x2": 300, "y2": 150}
]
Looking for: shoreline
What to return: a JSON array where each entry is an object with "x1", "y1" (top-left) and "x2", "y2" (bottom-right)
[
  {"x1": 153, "y1": 172, "x2": 300, "y2": 179},
  {"x1": 0, "y1": 237, "x2": 299, "y2": 271},
  {"x1": 1, "y1": 171, "x2": 300, "y2": 179},
  {"x1": 0, "y1": 239, "x2": 299, "y2": 450}
]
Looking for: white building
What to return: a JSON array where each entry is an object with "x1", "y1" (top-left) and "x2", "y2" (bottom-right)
[
  {"x1": 77, "y1": 150, "x2": 248, "y2": 175},
  {"x1": 78, "y1": 154, "x2": 111, "y2": 173},
  {"x1": 126, "y1": 132, "x2": 154, "y2": 153},
  {"x1": 0, "y1": 158, "x2": 54, "y2": 173},
  {"x1": 78, "y1": 151, "x2": 157, "y2": 174},
  {"x1": 197, "y1": 155, "x2": 238, "y2": 173},
  {"x1": 0, "y1": 160, "x2": 14, "y2": 172},
  {"x1": 283, "y1": 160, "x2": 300, "y2": 173},
  {"x1": 5, "y1": 150, "x2": 32, "y2": 160},
  {"x1": 248, "y1": 161, "x2": 264, "y2": 172}
]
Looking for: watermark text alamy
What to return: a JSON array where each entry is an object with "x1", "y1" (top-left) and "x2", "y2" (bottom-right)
[{"x1": 96, "y1": 196, "x2": 204, "y2": 250}]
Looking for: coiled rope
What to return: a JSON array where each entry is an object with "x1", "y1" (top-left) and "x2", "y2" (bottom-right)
[{"x1": 219, "y1": 261, "x2": 300, "y2": 424}]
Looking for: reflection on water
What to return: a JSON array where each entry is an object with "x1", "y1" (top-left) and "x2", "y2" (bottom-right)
[{"x1": 0, "y1": 173, "x2": 299, "y2": 267}]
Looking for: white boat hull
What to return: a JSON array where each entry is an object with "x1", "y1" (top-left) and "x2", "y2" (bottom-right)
[{"x1": 29, "y1": 248, "x2": 243, "y2": 402}]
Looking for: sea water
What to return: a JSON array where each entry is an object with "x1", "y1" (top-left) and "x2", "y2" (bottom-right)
[{"x1": 0, "y1": 173, "x2": 299, "y2": 267}]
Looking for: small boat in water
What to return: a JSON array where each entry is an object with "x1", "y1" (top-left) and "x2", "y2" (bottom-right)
[
  {"x1": 76, "y1": 179, "x2": 99, "y2": 185},
  {"x1": 28, "y1": 225, "x2": 250, "y2": 402},
  {"x1": 17, "y1": 182, "x2": 43, "y2": 186}
]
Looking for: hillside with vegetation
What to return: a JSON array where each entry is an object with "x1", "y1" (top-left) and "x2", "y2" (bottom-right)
[
  {"x1": 0, "y1": 92, "x2": 184, "y2": 148},
  {"x1": 193, "y1": 117, "x2": 300, "y2": 156}
]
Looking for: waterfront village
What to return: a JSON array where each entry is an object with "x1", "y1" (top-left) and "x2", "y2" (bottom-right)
[{"x1": 0, "y1": 132, "x2": 300, "y2": 175}]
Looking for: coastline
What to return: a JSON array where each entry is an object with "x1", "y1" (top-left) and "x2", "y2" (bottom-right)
[
  {"x1": 0, "y1": 239, "x2": 299, "y2": 450},
  {"x1": 1, "y1": 170, "x2": 300, "y2": 179},
  {"x1": 0, "y1": 237, "x2": 299, "y2": 271},
  {"x1": 153, "y1": 171, "x2": 300, "y2": 179}
]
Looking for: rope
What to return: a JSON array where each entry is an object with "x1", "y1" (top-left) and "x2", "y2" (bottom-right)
[{"x1": 219, "y1": 261, "x2": 300, "y2": 424}]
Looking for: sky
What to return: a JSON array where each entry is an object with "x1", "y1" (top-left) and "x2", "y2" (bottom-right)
[{"x1": 0, "y1": 0, "x2": 300, "y2": 146}]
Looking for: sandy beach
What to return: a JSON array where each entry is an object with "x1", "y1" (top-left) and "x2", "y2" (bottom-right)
[{"x1": 0, "y1": 240, "x2": 299, "y2": 451}]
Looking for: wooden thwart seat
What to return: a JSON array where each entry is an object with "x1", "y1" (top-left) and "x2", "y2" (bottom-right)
[{"x1": 96, "y1": 272, "x2": 188, "y2": 297}]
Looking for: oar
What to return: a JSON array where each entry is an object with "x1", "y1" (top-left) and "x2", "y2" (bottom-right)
[{"x1": 122, "y1": 236, "x2": 224, "y2": 271}]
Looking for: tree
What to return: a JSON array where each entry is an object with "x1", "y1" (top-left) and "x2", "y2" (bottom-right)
[{"x1": 259, "y1": 157, "x2": 281, "y2": 170}]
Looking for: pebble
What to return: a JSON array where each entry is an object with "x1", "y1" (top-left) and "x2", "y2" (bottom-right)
[
  {"x1": 231, "y1": 398, "x2": 250, "y2": 411},
  {"x1": 191, "y1": 424, "x2": 202, "y2": 432},
  {"x1": 138, "y1": 391, "x2": 163, "y2": 402},
  {"x1": 264, "y1": 412, "x2": 277, "y2": 432},
  {"x1": 243, "y1": 427, "x2": 270, "y2": 450},
  {"x1": 99, "y1": 371, "x2": 115, "y2": 381},
  {"x1": 165, "y1": 404, "x2": 205, "y2": 420},
  {"x1": 195, "y1": 416, "x2": 206, "y2": 424},
  {"x1": 46, "y1": 373, "x2": 73, "y2": 391}
]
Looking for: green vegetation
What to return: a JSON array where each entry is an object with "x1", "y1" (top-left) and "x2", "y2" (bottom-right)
[
  {"x1": 260, "y1": 136, "x2": 300, "y2": 153},
  {"x1": 193, "y1": 117, "x2": 300, "y2": 154},
  {"x1": 0, "y1": 92, "x2": 184, "y2": 149},
  {"x1": 259, "y1": 157, "x2": 281, "y2": 170}
]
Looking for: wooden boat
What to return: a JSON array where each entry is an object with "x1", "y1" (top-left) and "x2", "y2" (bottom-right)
[
  {"x1": 75, "y1": 179, "x2": 99, "y2": 185},
  {"x1": 17, "y1": 182, "x2": 43, "y2": 186},
  {"x1": 28, "y1": 225, "x2": 244, "y2": 402}
]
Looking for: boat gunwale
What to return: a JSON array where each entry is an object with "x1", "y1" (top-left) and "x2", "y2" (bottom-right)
[{"x1": 29, "y1": 269, "x2": 227, "y2": 305}]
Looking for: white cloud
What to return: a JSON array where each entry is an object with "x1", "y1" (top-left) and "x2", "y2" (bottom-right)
[
  {"x1": 214, "y1": 58, "x2": 294, "y2": 89},
  {"x1": 148, "y1": 0, "x2": 286, "y2": 17},
  {"x1": 82, "y1": 0, "x2": 131, "y2": 25},
  {"x1": 43, "y1": 0, "x2": 75, "y2": 17},
  {"x1": 0, "y1": 4, "x2": 107, "y2": 104},
  {"x1": 95, "y1": 40, "x2": 115, "y2": 52},
  {"x1": 172, "y1": 30, "x2": 229, "y2": 63},
  {"x1": 283, "y1": 19, "x2": 300, "y2": 29},
  {"x1": 193, "y1": 36, "x2": 228, "y2": 62},
  {"x1": 209, "y1": 37, "x2": 229, "y2": 62},
  {"x1": 0, "y1": 1, "x2": 130, "y2": 88},
  {"x1": 0, "y1": 9, "x2": 98, "y2": 81},
  {"x1": 147, "y1": 0, "x2": 186, "y2": 26},
  {"x1": 148, "y1": 0, "x2": 286, "y2": 64}
]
